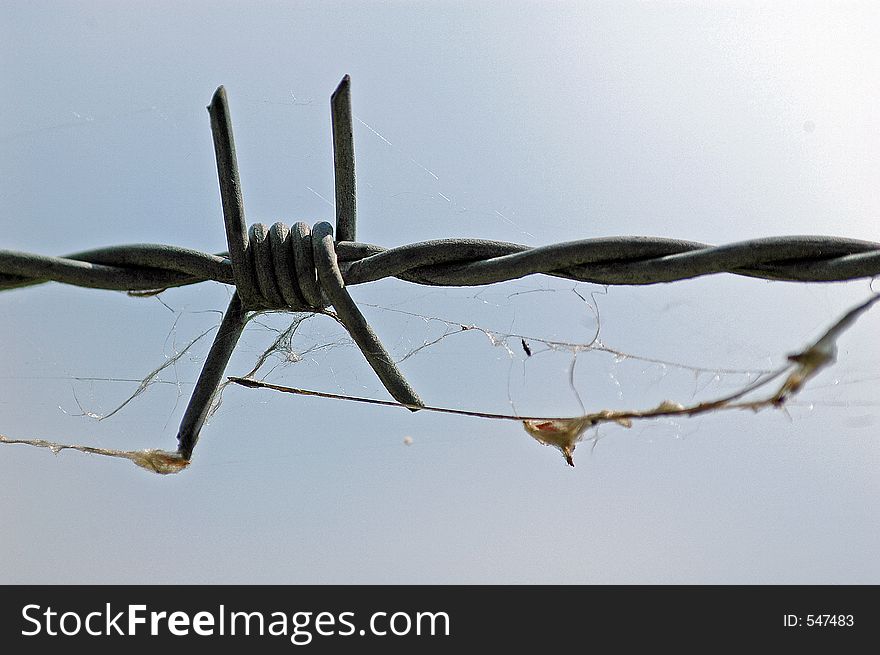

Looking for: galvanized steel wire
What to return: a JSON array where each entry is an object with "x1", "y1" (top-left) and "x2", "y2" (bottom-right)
[
  {"x1": 3, "y1": 76, "x2": 878, "y2": 461},
  {"x1": 3, "y1": 234, "x2": 880, "y2": 294}
]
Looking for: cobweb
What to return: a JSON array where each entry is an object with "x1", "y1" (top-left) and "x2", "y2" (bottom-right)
[
  {"x1": 4, "y1": 276, "x2": 878, "y2": 472},
  {"x1": 3, "y1": 90, "x2": 880, "y2": 472}
]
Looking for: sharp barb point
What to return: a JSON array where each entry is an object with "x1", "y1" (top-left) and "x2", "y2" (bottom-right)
[
  {"x1": 210, "y1": 86, "x2": 227, "y2": 106},
  {"x1": 332, "y1": 75, "x2": 351, "y2": 99},
  {"x1": 331, "y1": 74, "x2": 357, "y2": 243}
]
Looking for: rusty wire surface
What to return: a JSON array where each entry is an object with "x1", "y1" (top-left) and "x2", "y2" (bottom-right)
[{"x1": 3, "y1": 76, "x2": 878, "y2": 464}]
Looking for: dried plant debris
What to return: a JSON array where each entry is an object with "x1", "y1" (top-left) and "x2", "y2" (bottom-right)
[
  {"x1": 0, "y1": 434, "x2": 188, "y2": 474},
  {"x1": 522, "y1": 418, "x2": 592, "y2": 466},
  {"x1": 2, "y1": 293, "x2": 878, "y2": 471},
  {"x1": 231, "y1": 293, "x2": 880, "y2": 467},
  {"x1": 773, "y1": 293, "x2": 880, "y2": 403},
  {"x1": 129, "y1": 449, "x2": 191, "y2": 474}
]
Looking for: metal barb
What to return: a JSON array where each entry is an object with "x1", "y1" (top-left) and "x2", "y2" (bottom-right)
[
  {"x1": 174, "y1": 80, "x2": 419, "y2": 460},
  {"x1": 331, "y1": 75, "x2": 357, "y2": 243},
  {"x1": 176, "y1": 292, "x2": 248, "y2": 459},
  {"x1": 311, "y1": 222, "x2": 422, "y2": 409},
  {"x1": 6, "y1": 78, "x2": 880, "y2": 465},
  {"x1": 208, "y1": 86, "x2": 258, "y2": 307}
]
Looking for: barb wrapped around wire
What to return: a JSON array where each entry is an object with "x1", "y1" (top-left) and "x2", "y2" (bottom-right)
[{"x1": 2, "y1": 75, "x2": 880, "y2": 464}]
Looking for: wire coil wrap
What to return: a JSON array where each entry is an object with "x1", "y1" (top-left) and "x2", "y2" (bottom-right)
[
  {"x1": 243, "y1": 221, "x2": 326, "y2": 311},
  {"x1": 5, "y1": 76, "x2": 879, "y2": 464}
]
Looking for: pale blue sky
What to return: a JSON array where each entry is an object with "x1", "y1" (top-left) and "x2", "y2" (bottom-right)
[{"x1": 2, "y1": 2, "x2": 879, "y2": 583}]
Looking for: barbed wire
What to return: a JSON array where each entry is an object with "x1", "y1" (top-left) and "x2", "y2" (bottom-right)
[
  {"x1": 2, "y1": 76, "x2": 878, "y2": 467},
  {"x1": 4, "y1": 234, "x2": 880, "y2": 292}
]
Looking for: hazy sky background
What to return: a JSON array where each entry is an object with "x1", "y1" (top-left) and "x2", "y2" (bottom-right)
[{"x1": 2, "y1": 2, "x2": 879, "y2": 583}]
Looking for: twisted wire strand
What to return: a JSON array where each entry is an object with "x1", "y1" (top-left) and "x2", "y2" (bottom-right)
[
  {"x1": 165, "y1": 218, "x2": 424, "y2": 459},
  {"x1": 2, "y1": 234, "x2": 880, "y2": 294},
  {"x1": 7, "y1": 77, "x2": 880, "y2": 468}
]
